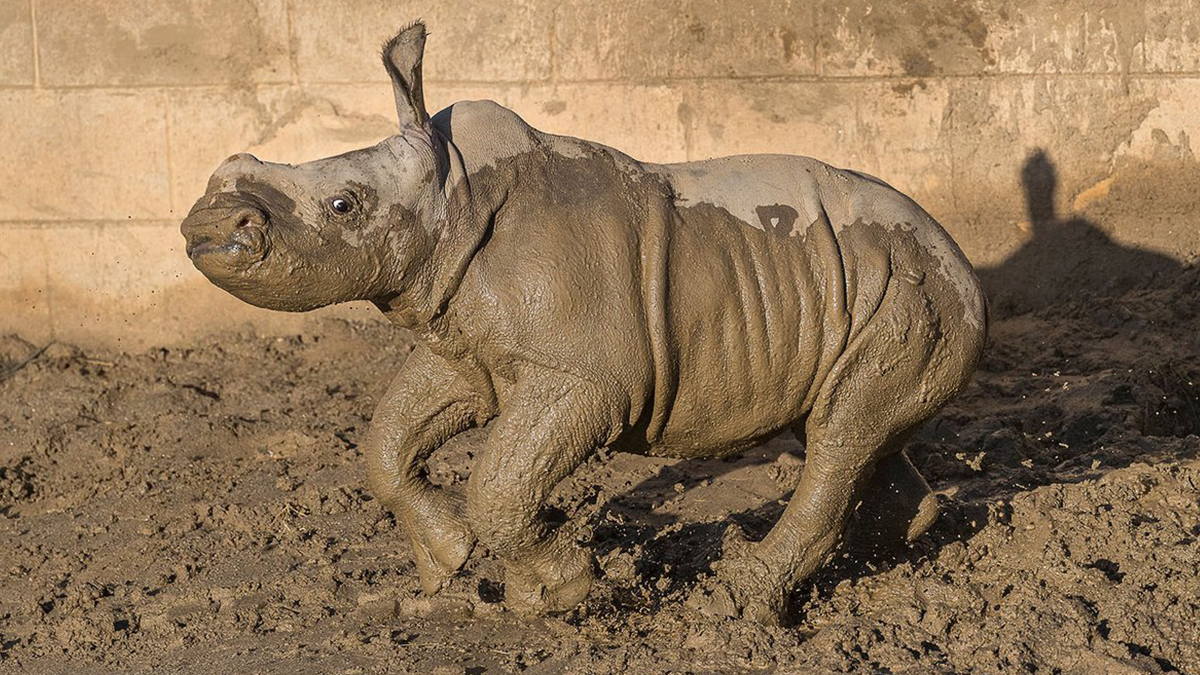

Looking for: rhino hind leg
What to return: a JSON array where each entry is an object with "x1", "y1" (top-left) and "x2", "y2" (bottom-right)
[
  {"x1": 465, "y1": 375, "x2": 615, "y2": 615},
  {"x1": 845, "y1": 450, "x2": 939, "y2": 556},
  {"x1": 692, "y1": 279, "x2": 982, "y2": 625}
]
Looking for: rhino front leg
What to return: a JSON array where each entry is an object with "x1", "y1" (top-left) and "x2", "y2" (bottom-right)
[
  {"x1": 466, "y1": 374, "x2": 618, "y2": 615},
  {"x1": 365, "y1": 343, "x2": 489, "y2": 595}
]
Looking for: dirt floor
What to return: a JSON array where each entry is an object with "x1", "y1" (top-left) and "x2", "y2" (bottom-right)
[{"x1": 2, "y1": 265, "x2": 1198, "y2": 675}]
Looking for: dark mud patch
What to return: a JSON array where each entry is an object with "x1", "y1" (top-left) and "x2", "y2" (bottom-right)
[{"x1": 2, "y1": 267, "x2": 1199, "y2": 674}]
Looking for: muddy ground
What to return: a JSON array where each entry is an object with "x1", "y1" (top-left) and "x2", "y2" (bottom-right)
[{"x1": 1, "y1": 265, "x2": 1198, "y2": 675}]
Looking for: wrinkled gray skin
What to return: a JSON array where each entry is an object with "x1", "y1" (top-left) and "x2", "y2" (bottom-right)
[{"x1": 181, "y1": 22, "x2": 987, "y2": 625}]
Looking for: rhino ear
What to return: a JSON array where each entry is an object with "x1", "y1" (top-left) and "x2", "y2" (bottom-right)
[{"x1": 382, "y1": 21, "x2": 430, "y2": 128}]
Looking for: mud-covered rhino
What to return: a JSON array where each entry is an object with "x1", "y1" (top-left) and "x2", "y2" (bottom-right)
[{"x1": 181, "y1": 22, "x2": 987, "y2": 624}]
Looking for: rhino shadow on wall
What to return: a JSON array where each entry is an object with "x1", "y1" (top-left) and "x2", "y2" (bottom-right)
[{"x1": 977, "y1": 149, "x2": 1181, "y2": 317}]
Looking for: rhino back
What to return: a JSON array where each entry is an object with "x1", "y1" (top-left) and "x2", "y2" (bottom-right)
[
  {"x1": 655, "y1": 155, "x2": 986, "y2": 335},
  {"x1": 434, "y1": 102, "x2": 984, "y2": 455}
]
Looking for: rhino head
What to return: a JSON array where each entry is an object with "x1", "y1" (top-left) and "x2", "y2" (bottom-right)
[{"x1": 180, "y1": 22, "x2": 444, "y2": 313}]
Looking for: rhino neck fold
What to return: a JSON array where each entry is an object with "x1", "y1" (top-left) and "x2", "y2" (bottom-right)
[{"x1": 374, "y1": 131, "x2": 504, "y2": 339}]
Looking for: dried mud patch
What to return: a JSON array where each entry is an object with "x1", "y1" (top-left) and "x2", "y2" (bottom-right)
[{"x1": 2, "y1": 268, "x2": 1199, "y2": 674}]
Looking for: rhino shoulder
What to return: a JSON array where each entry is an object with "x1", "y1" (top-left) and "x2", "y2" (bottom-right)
[
  {"x1": 433, "y1": 99, "x2": 649, "y2": 185},
  {"x1": 434, "y1": 99, "x2": 532, "y2": 136},
  {"x1": 430, "y1": 100, "x2": 539, "y2": 169}
]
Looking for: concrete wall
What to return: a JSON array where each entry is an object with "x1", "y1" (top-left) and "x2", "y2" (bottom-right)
[{"x1": 3, "y1": 0, "x2": 1199, "y2": 346}]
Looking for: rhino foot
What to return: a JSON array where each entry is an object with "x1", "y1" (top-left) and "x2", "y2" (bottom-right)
[
  {"x1": 504, "y1": 549, "x2": 595, "y2": 616},
  {"x1": 410, "y1": 531, "x2": 474, "y2": 596},
  {"x1": 686, "y1": 525, "x2": 787, "y2": 626},
  {"x1": 407, "y1": 508, "x2": 476, "y2": 596},
  {"x1": 905, "y1": 491, "x2": 940, "y2": 543}
]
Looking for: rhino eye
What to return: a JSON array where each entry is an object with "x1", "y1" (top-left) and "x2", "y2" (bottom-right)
[{"x1": 328, "y1": 196, "x2": 354, "y2": 215}]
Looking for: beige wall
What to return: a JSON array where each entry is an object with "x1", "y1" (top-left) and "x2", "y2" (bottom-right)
[{"x1": 2, "y1": 0, "x2": 1199, "y2": 346}]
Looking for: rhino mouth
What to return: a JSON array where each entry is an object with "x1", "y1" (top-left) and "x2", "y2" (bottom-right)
[{"x1": 185, "y1": 226, "x2": 266, "y2": 261}]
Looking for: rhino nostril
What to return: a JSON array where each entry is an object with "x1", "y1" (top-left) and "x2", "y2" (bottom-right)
[{"x1": 234, "y1": 207, "x2": 268, "y2": 230}]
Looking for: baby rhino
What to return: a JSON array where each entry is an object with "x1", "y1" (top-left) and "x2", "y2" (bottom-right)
[{"x1": 181, "y1": 22, "x2": 986, "y2": 624}]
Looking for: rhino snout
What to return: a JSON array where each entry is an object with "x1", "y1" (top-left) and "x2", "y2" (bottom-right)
[{"x1": 181, "y1": 200, "x2": 269, "y2": 263}]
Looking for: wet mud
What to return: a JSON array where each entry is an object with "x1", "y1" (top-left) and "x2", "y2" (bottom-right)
[{"x1": 2, "y1": 265, "x2": 1198, "y2": 674}]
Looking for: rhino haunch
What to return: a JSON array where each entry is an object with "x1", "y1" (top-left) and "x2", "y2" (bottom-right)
[{"x1": 181, "y1": 21, "x2": 987, "y2": 624}]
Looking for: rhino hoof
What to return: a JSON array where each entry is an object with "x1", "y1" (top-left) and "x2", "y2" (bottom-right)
[
  {"x1": 687, "y1": 575, "x2": 785, "y2": 626},
  {"x1": 505, "y1": 557, "x2": 595, "y2": 615},
  {"x1": 411, "y1": 528, "x2": 475, "y2": 596},
  {"x1": 690, "y1": 537, "x2": 787, "y2": 626}
]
